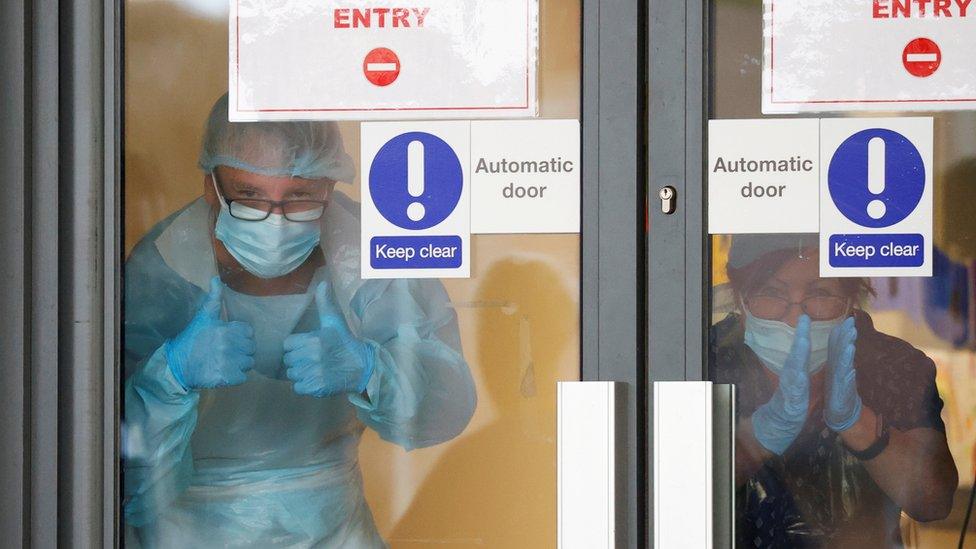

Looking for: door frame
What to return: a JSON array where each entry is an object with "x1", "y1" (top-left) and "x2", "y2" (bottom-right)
[
  {"x1": 0, "y1": 0, "x2": 122, "y2": 546},
  {"x1": 581, "y1": 0, "x2": 650, "y2": 547},
  {"x1": 645, "y1": 0, "x2": 709, "y2": 546}
]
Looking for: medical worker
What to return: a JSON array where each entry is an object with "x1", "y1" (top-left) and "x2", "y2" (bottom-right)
[
  {"x1": 710, "y1": 234, "x2": 957, "y2": 548},
  {"x1": 122, "y1": 94, "x2": 477, "y2": 547}
]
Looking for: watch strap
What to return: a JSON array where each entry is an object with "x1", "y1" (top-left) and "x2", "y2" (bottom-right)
[{"x1": 846, "y1": 414, "x2": 889, "y2": 461}]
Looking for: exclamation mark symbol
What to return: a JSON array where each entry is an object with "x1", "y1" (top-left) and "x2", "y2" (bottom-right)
[
  {"x1": 867, "y1": 137, "x2": 887, "y2": 220},
  {"x1": 407, "y1": 140, "x2": 426, "y2": 222}
]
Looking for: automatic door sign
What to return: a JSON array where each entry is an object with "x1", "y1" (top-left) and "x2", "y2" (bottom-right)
[
  {"x1": 708, "y1": 119, "x2": 821, "y2": 234},
  {"x1": 361, "y1": 122, "x2": 470, "y2": 279},
  {"x1": 230, "y1": 0, "x2": 539, "y2": 121},
  {"x1": 763, "y1": 1, "x2": 976, "y2": 113},
  {"x1": 819, "y1": 118, "x2": 933, "y2": 277},
  {"x1": 470, "y1": 120, "x2": 580, "y2": 234}
]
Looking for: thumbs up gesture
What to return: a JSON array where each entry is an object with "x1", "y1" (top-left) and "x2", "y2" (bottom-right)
[
  {"x1": 164, "y1": 276, "x2": 256, "y2": 390},
  {"x1": 283, "y1": 281, "x2": 375, "y2": 398}
]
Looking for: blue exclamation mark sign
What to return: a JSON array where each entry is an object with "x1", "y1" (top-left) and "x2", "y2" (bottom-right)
[
  {"x1": 369, "y1": 131, "x2": 465, "y2": 270},
  {"x1": 827, "y1": 128, "x2": 924, "y2": 229},
  {"x1": 370, "y1": 131, "x2": 463, "y2": 231}
]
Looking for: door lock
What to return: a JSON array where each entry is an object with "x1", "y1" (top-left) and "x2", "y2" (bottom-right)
[{"x1": 659, "y1": 186, "x2": 677, "y2": 214}]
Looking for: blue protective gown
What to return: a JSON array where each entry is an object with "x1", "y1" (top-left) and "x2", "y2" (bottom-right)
[{"x1": 122, "y1": 194, "x2": 477, "y2": 548}]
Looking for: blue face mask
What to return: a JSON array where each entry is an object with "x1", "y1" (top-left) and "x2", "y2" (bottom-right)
[
  {"x1": 211, "y1": 175, "x2": 322, "y2": 279},
  {"x1": 743, "y1": 310, "x2": 844, "y2": 375}
]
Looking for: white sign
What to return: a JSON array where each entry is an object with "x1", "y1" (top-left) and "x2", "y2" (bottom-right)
[
  {"x1": 820, "y1": 118, "x2": 933, "y2": 277},
  {"x1": 708, "y1": 119, "x2": 820, "y2": 234},
  {"x1": 361, "y1": 122, "x2": 471, "y2": 279},
  {"x1": 763, "y1": 0, "x2": 976, "y2": 113},
  {"x1": 230, "y1": 1, "x2": 538, "y2": 121},
  {"x1": 471, "y1": 120, "x2": 580, "y2": 234}
]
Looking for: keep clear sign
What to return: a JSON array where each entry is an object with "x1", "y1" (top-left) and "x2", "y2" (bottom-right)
[
  {"x1": 763, "y1": 0, "x2": 976, "y2": 113},
  {"x1": 362, "y1": 122, "x2": 471, "y2": 279},
  {"x1": 708, "y1": 118, "x2": 933, "y2": 277},
  {"x1": 230, "y1": 0, "x2": 539, "y2": 121},
  {"x1": 821, "y1": 118, "x2": 933, "y2": 277}
]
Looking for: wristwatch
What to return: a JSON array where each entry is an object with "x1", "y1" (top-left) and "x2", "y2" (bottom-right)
[{"x1": 846, "y1": 413, "x2": 890, "y2": 461}]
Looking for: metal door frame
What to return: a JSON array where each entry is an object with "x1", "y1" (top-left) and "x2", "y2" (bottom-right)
[
  {"x1": 0, "y1": 0, "x2": 121, "y2": 546},
  {"x1": 581, "y1": 0, "x2": 650, "y2": 547},
  {"x1": 645, "y1": 0, "x2": 709, "y2": 546}
]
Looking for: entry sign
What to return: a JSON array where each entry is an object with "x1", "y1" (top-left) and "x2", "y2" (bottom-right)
[
  {"x1": 230, "y1": 0, "x2": 539, "y2": 121},
  {"x1": 763, "y1": 0, "x2": 976, "y2": 113},
  {"x1": 708, "y1": 119, "x2": 820, "y2": 234},
  {"x1": 362, "y1": 122, "x2": 471, "y2": 279},
  {"x1": 820, "y1": 118, "x2": 933, "y2": 277}
]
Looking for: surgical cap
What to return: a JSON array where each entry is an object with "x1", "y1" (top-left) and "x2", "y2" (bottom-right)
[
  {"x1": 728, "y1": 234, "x2": 819, "y2": 270},
  {"x1": 198, "y1": 94, "x2": 356, "y2": 182}
]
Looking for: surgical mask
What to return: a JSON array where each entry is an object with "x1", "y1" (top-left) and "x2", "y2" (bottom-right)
[
  {"x1": 211, "y1": 176, "x2": 321, "y2": 279},
  {"x1": 743, "y1": 310, "x2": 845, "y2": 375}
]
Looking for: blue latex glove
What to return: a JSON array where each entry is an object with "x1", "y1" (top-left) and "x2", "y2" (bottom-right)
[
  {"x1": 752, "y1": 315, "x2": 812, "y2": 455},
  {"x1": 283, "y1": 281, "x2": 375, "y2": 398},
  {"x1": 824, "y1": 316, "x2": 861, "y2": 432},
  {"x1": 164, "y1": 277, "x2": 255, "y2": 389}
]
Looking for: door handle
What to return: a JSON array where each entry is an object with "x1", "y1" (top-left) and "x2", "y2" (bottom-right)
[
  {"x1": 653, "y1": 381, "x2": 735, "y2": 548},
  {"x1": 558, "y1": 382, "x2": 623, "y2": 549}
]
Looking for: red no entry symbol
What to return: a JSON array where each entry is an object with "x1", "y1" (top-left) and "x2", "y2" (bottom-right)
[
  {"x1": 363, "y1": 47, "x2": 400, "y2": 87},
  {"x1": 902, "y1": 38, "x2": 941, "y2": 78}
]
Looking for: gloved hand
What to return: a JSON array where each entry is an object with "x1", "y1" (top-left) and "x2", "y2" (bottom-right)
[
  {"x1": 165, "y1": 276, "x2": 255, "y2": 390},
  {"x1": 824, "y1": 316, "x2": 861, "y2": 432},
  {"x1": 752, "y1": 315, "x2": 812, "y2": 455},
  {"x1": 283, "y1": 281, "x2": 375, "y2": 398}
]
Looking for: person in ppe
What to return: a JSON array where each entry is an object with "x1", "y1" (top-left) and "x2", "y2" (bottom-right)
[
  {"x1": 122, "y1": 94, "x2": 477, "y2": 548},
  {"x1": 709, "y1": 234, "x2": 958, "y2": 548}
]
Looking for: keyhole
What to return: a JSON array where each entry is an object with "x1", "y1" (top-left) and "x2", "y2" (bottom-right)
[
  {"x1": 659, "y1": 186, "x2": 676, "y2": 214},
  {"x1": 407, "y1": 140, "x2": 426, "y2": 222},
  {"x1": 867, "y1": 137, "x2": 886, "y2": 220}
]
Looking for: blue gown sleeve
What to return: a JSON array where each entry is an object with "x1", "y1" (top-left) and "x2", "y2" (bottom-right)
[
  {"x1": 347, "y1": 278, "x2": 477, "y2": 450},
  {"x1": 122, "y1": 230, "x2": 204, "y2": 526},
  {"x1": 123, "y1": 347, "x2": 199, "y2": 526}
]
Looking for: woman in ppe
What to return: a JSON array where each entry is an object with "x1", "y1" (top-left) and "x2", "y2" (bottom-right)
[
  {"x1": 709, "y1": 234, "x2": 957, "y2": 548},
  {"x1": 122, "y1": 94, "x2": 477, "y2": 548}
]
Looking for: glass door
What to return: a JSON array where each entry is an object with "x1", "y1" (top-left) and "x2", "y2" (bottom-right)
[
  {"x1": 706, "y1": 1, "x2": 976, "y2": 547},
  {"x1": 0, "y1": 0, "x2": 647, "y2": 546},
  {"x1": 119, "y1": 1, "x2": 647, "y2": 547}
]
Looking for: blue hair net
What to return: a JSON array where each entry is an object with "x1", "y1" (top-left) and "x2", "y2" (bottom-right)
[{"x1": 198, "y1": 94, "x2": 356, "y2": 182}]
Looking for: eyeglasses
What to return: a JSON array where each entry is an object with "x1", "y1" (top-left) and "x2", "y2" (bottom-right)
[
  {"x1": 212, "y1": 172, "x2": 327, "y2": 222},
  {"x1": 744, "y1": 294, "x2": 850, "y2": 321}
]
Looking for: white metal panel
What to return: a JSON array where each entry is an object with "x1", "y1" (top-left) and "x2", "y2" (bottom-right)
[
  {"x1": 558, "y1": 381, "x2": 616, "y2": 549},
  {"x1": 654, "y1": 381, "x2": 713, "y2": 549}
]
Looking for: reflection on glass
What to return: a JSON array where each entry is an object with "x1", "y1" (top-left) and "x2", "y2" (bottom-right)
[{"x1": 709, "y1": 234, "x2": 959, "y2": 547}]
